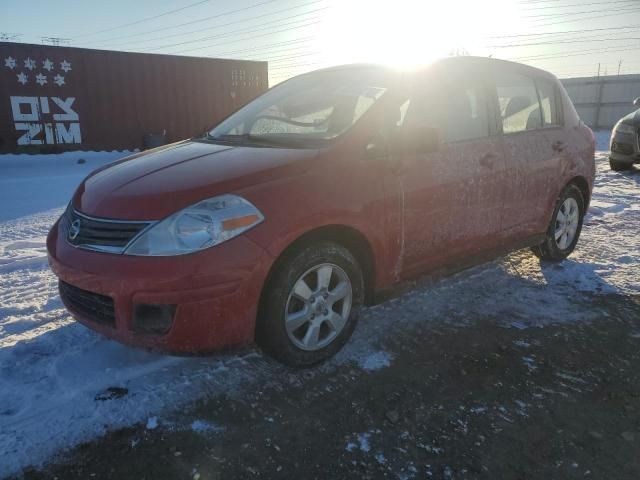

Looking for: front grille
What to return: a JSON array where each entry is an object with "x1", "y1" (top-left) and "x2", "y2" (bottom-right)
[
  {"x1": 64, "y1": 208, "x2": 151, "y2": 252},
  {"x1": 59, "y1": 281, "x2": 116, "y2": 326}
]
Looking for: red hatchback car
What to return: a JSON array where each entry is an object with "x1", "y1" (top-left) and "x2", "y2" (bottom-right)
[{"x1": 48, "y1": 57, "x2": 595, "y2": 366}]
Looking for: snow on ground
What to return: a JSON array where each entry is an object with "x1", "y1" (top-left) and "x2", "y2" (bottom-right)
[
  {"x1": 594, "y1": 129, "x2": 610, "y2": 152},
  {"x1": 0, "y1": 151, "x2": 133, "y2": 222},
  {"x1": 1, "y1": 133, "x2": 638, "y2": 476}
]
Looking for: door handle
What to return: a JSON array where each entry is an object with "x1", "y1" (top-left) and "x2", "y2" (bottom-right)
[
  {"x1": 478, "y1": 153, "x2": 497, "y2": 168},
  {"x1": 552, "y1": 141, "x2": 567, "y2": 152}
]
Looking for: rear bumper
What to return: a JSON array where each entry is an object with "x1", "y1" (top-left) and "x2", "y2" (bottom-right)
[{"x1": 47, "y1": 217, "x2": 273, "y2": 353}]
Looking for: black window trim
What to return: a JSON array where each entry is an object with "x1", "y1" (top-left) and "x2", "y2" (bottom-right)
[{"x1": 556, "y1": 82, "x2": 565, "y2": 127}]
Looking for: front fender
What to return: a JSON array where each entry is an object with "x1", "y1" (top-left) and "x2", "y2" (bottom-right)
[{"x1": 240, "y1": 167, "x2": 394, "y2": 290}]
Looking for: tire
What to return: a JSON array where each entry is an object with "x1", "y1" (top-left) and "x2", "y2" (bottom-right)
[
  {"x1": 531, "y1": 184, "x2": 585, "y2": 262},
  {"x1": 256, "y1": 241, "x2": 364, "y2": 367},
  {"x1": 610, "y1": 159, "x2": 633, "y2": 171}
]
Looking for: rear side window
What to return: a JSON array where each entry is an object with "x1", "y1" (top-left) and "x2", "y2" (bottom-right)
[
  {"x1": 496, "y1": 72, "x2": 541, "y2": 133},
  {"x1": 536, "y1": 79, "x2": 560, "y2": 127}
]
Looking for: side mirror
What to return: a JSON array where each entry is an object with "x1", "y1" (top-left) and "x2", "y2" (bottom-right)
[
  {"x1": 634, "y1": 97, "x2": 640, "y2": 106},
  {"x1": 395, "y1": 125, "x2": 441, "y2": 155}
]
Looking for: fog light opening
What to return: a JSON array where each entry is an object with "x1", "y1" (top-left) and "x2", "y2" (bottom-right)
[{"x1": 133, "y1": 304, "x2": 176, "y2": 335}]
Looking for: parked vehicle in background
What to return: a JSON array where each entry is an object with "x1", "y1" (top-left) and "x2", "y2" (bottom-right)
[
  {"x1": 47, "y1": 57, "x2": 596, "y2": 367},
  {"x1": 609, "y1": 97, "x2": 640, "y2": 171}
]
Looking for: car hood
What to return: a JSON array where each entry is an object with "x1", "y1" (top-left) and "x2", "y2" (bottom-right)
[
  {"x1": 618, "y1": 108, "x2": 640, "y2": 126},
  {"x1": 73, "y1": 140, "x2": 318, "y2": 220}
]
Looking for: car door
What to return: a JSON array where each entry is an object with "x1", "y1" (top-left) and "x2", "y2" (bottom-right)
[
  {"x1": 395, "y1": 64, "x2": 507, "y2": 277},
  {"x1": 492, "y1": 68, "x2": 567, "y2": 238}
]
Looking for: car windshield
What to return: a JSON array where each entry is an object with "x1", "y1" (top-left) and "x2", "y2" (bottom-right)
[{"x1": 206, "y1": 67, "x2": 388, "y2": 147}]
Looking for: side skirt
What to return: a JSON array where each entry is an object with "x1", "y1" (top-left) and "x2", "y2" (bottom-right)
[{"x1": 370, "y1": 234, "x2": 546, "y2": 305}]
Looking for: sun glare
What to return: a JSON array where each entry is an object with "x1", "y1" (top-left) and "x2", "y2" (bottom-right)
[{"x1": 316, "y1": 0, "x2": 525, "y2": 69}]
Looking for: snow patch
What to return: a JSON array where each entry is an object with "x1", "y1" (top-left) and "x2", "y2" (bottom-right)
[
  {"x1": 357, "y1": 432, "x2": 371, "y2": 452},
  {"x1": 345, "y1": 432, "x2": 373, "y2": 453},
  {"x1": 190, "y1": 420, "x2": 223, "y2": 434},
  {"x1": 510, "y1": 321, "x2": 528, "y2": 330},
  {"x1": 146, "y1": 417, "x2": 158, "y2": 430},
  {"x1": 522, "y1": 356, "x2": 538, "y2": 372},
  {"x1": 358, "y1": 350, "x2": 393, "y2": 371},
  {"x1": 470, "y1": 405, "x2": 488, "y2": 414}
]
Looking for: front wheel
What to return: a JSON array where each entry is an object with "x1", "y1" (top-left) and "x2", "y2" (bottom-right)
[
  {"x1": 256, "y1": 242, "x2": 364, "y2": 367},
  {"x1": 531, "y1": 184, "x2": 585, "y2": 262}
]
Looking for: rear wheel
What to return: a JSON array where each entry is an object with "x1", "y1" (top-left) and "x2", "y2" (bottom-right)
[
  {"x1": 531, "y1": 184, "x2": 585, "y2": 262},
  {"x1": 257, "y1": 242, "x2": 364, "y2": 367},
  {"x1": 610, "y1": 159, "x2": 633, "y2": 171}
]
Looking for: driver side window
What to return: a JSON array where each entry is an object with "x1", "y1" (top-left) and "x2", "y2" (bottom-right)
[{"x1": 401, "y1": 75, "x2": 490, "y2": 143}]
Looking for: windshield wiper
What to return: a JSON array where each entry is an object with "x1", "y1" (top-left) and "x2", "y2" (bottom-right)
[
  {"x1": 202, "y1": 132, "x2": 327, "y2": 149},
  {"x1": 203, "y1": 133, "x2": 275, "y2": 146}
]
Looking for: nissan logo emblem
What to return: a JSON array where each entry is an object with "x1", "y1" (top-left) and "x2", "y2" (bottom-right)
[{"x1": 69, "y1": 219, "x2": 81, "y2": 240}]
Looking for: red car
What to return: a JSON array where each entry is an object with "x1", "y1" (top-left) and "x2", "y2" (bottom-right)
[{"x1": 47, "y1": 57, "x2": 595, "y2": 366}]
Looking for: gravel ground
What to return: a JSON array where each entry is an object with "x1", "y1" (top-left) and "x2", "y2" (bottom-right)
[{"x1": 20, "y1": 293, "x2": 640, "y2": 480}]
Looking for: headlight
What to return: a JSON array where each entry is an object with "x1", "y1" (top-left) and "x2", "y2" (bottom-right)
[
  {"x1": 614, "y1": 122, "x2": 635, "y2": 134},
  {"x1": 124, "y1": 194, "x2": 264, "y2": 256}
]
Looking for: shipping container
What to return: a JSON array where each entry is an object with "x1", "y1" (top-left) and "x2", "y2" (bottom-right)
[{"x1": 0, "y1": 42, "x2": 268, "y2": 153}]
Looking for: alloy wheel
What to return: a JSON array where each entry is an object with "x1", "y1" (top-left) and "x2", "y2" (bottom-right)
[
  {"x1": 555, "y1": 197, "x2": 579, "y2": 250},
  {"x1": 284, "y1": 263, "x2": 353, "y2": 351}
]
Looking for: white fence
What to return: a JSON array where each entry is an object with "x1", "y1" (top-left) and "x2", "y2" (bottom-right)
[{"x1": 560, "y1": 74, "x2": 640, "y2": 129}]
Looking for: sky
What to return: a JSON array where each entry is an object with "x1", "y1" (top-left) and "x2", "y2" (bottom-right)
[{"x1": 2, "y1": 0, "x2": 640, "y2": 84}]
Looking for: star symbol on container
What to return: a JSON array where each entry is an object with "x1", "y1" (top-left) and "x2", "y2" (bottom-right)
[
  {"x1": 60, "y1": 60, "x2": 72, "y2": 72},
  {"x1": 42, "y1": 58, "x2": 54, "y2": 71},
  {"x1": 4, "y1": 56, "x2": 16, "y2": 69},
  {"x1": 35, "y1": 73, "x2": 47, "y2": 86},
  {"x1": 17, "y1": 72, "x2": 28, "y2": 85},
  {"x1": 53, "y1": 74, "x2": 65, "y2": 86},
  {"x1": 24, "y1": 57, "x2": 36, "y2": 70}
]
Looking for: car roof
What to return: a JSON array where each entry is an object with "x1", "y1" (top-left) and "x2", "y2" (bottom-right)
[
  {"x1": 304, "y1": 57, "x2": 557, "y2": 81},
  {"x1": 430, "y1": 56, "x2": 557, "y2": 79}
]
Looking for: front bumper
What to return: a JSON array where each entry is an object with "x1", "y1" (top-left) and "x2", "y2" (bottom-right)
[
  {"x1": 47, "y1": 217, "x2": 273, "y2": 353},
  {"x1": 610, "y1": 128, "x2": 640, "y2": 163}
]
